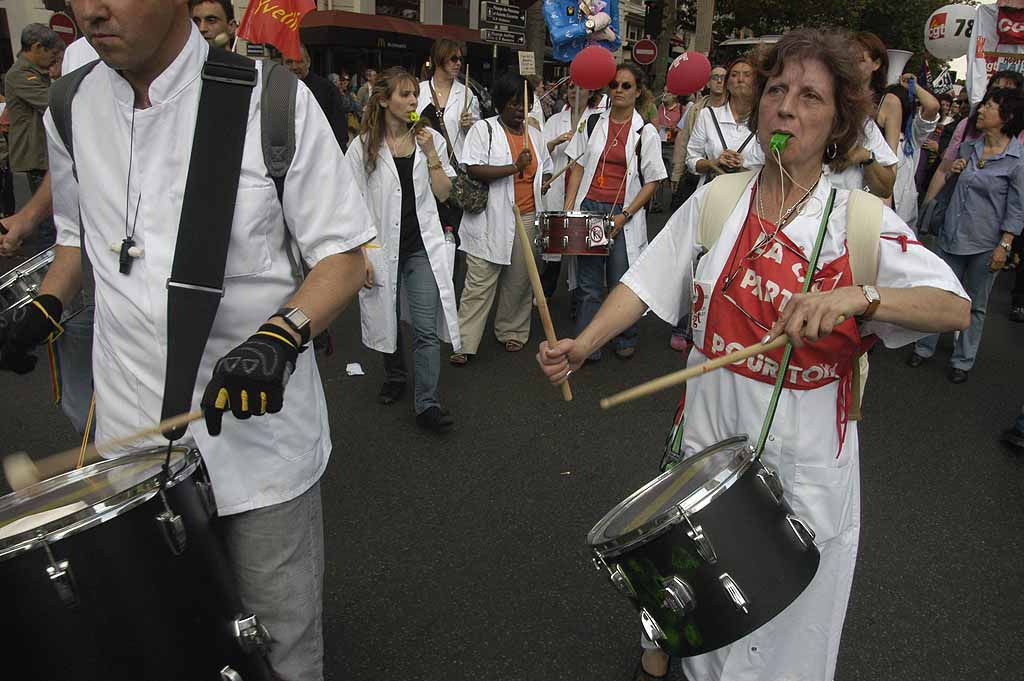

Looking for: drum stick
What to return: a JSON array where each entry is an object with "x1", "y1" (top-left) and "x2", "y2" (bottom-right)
[
  {"x1": 2, "y1": 409, "x2": 204, "y2": 490},
  {"x1": 464, "y1": 64, "x2": 470, "y2": 110},
  {"x1": 513, "y1": 206, "x2": 572, "y2": 402},
  {"x1": 599, "y1": 336, "x2": 789, "y2": 410},
  {"x1": 523, "y1": 80, "x2": 530, "y2": 152},
  {"x1": 541, "y1": 155, "x2": 581, "y2": 193}
]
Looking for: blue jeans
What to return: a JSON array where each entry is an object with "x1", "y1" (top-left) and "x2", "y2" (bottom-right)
[
  {"x1": 575, "y1": 199, "x2": 638, "y2": 357},
  {"x1": 55, "y1": 301, "x2": 95, "y2": 434},
  {"x1": 25, "y1": 170, "x2": 56, "y2": 254},
  {"x1": 382, "y1": 250, "x2": 442, "y2": 414},
  {"x1": 914, "y1": 249, "x2": 997, "y2": 371}
]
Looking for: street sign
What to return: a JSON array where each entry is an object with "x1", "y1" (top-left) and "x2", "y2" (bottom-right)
[
  {"x1": 481, "y1": 28, "x2": 526, "y2": 47},
  {"x1": 518, "y1": 51, "x2": 536, "y2": 75},
  {"x1": 482, "y1": 1, "x2": 526, "y2": 27},
  {"x1": 633, "y1": 38, "x2": 658, "y2": 65},
  {"x1": 49, "y1": 11, "x2": 77, "y2": 47}
]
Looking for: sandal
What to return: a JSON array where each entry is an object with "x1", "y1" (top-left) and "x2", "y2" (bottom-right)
[
  {"x1": 449, "y1": 352, "x2": 469, "y2": 366},
  {"x1": 504, "y1": 339, "x2": 524, "y2": 352}
]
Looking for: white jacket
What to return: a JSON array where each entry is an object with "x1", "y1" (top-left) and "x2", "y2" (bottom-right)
[
  {"x1": 564, "y1": 109, "x2": 668, "y2": 267},
  {"x1": 458, "y1": 116, "x2": 552, "y2": 265},
  {"x1": 417, "y1": 77, "x2": 480, "y2": 163},
  {"x1": 345, "y1": 128, "x2": 462, "y2": 353}
]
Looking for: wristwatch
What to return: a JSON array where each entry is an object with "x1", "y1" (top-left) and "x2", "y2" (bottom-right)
[
  {"x1": 859, "y1": 286, "x2": 881, "y2": 320},
  {"x1": 275, "y1": 307, "x2": 311, "y2": 346},
  {"x1": 999, "y1": 240, "x2": 1013, "y2": 253},
  {"x1": 621, "y1": 208, "x2": 633, "y2": 222},
  {"x1": 859, "y1": 151, "x2": 876, "y2": 168}
]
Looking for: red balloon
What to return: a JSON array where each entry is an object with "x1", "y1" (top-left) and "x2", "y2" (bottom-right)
[
  {"x1": 570, "y1": 45, "x2": 617, "y2": 91},
  {"x1": 666, "y1": 51, "x2": 712, "y2": 96}
]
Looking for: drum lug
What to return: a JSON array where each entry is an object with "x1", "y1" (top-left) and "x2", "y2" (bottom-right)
[
  {"x1": 233, "y1": 613, "x2": 272, "y2": 655},
  {"x1": 42, "y1": 542, "x2": 79, "y2": 608},
  {"x1": 660, "y1": 576, "x2": 696, "y2": 615},
  {"x1": 155, "y1": 489, "x2": 187, "y2": 556},
  {"x1": 591, "y1": 550, "x2": 609, "y2": 573},
  {"x1": 756, "y1": 466, "x2": 784, "y2": 505},
  {"x1": 719, "y1": 573, "x2": 750, "y2": 614},
  {"x1": 683, "y1": 514, "x2": 718, "y2": 564},
  {"x1": 220, "y1": 667, "x2": 243, "y2": 681},
  {"x1": 640, "y1": 608, "x2": 667, "y2": 642},
  {"x1": 610, "y1": 564, "x2": 637, "y2": 598},
  {"x1": 786, "y1": 514, "x2": 816, "y2": 550},
  {"x1": 562, "y1": 235, "x2": 569, "y2": 250}
]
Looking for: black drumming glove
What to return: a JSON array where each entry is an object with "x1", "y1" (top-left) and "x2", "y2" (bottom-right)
[
  {"x1": 0, "y1": 294, "x2": 63, "y2": 374},
  {"x1": 201, "y1": 323, "x2": 300, "y2": 436}
]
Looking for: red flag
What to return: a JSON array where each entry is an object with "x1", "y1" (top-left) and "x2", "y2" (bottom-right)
[{"x1": 237, "y1": 0, "x2": 315, "y2": 61}]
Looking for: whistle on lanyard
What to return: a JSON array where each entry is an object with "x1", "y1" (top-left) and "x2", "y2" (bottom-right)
[{"x1": 769, "y1": 132, "x2": 791, "y2": 155}]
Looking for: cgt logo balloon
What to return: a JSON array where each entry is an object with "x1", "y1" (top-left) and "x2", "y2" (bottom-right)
[{"x1": 543, "y1": 0, "x2": 622, "y2": 63}]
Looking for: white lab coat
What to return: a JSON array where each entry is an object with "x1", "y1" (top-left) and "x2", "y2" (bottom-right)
[
  {"x1": 417, "y1": 77, "x2": 481, "y2": 163},
  {"x1": 826, "y1": 119, "x2": 900, "y2": 192},
  {"x1": 47, "y1": 27, "x2": 376, "y2": 516},
  {"x1": 61, "y1": 37, "x2": 99, "y2": 73},
  {"x1": 686, "y1": 103, "x2": 765, "y2": 189},
  {"x1": 458, "y1": 116, "x2": 552, "y2": 265},
  {"x1": 345, "y1": 128, "x2": 462, "y2": 353},
  {"x1": 892, "y1": 110, "x2": 939, "y2": 227},
  {"x1": 621, "y1": 172, "x2": 967, "y2": 681},
  {"x1": 564, "y1": 109, "x2": 668, "y2": 267}
]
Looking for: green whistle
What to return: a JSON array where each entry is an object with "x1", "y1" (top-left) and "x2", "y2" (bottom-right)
[{"x1": 769, "y1": 132, "x2": 791, "y2": 154}]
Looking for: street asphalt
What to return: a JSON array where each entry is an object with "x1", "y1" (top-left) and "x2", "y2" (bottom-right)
[{"x1": 2, "y1": 209, "x2": 1021, "y2": 681}]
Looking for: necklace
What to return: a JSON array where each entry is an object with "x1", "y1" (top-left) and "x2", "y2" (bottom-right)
[
  {"x1": 119, "y1": 107, "x2": 142, "y2": 275},
  {"x1": 597, "y1": 118, "x2": 629, "y2": 188}
]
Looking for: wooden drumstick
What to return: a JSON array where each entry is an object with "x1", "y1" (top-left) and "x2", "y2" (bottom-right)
[
  {"x1": 464, "y1": 63, "x2": 470, "y2": 110},
  {"x1": 541, "y1": 155, "x2": 581, "y2": 193},
  {"x1": 513, "y1": 206, "x2": 572, "y2": 402},
  {"x1": 2, "y1": 409, "x2": 205, "y2": 491},
  {"x1": 523, "y1": 80, "x2": 530, "y2": 151},
  {"x1": 599, "y1": 336, "x2": 789, "y2": 410}
]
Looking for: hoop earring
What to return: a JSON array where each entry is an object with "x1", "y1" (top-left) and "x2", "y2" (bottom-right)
[{"x1": 825, "y1": 142, "x2": 838, "y2": 161}]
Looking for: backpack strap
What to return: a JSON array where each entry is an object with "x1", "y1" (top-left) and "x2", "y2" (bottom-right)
[
  {"x1": 48, "y1": 59, "x2": 102, "y2": 180},
  {"x1": 844, "y1": 188, "x2": 883, "y2": 422},
  {"x1": 260, "y1": 60, "x2": 298, "y2": 204},
  {"x1": 696, "y1": 170, "x2": 756, "y2": 249}
]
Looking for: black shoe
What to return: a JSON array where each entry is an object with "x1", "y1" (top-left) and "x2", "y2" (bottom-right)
[
  {"x1": 377, "y1": 381, "x2": 406, "y2": 405},
  {"x1": 1000, "y1": 428, "x2": 1024, "y2": 451},
  {"x1": 1010, "y1": 305, "x2": 1024, "y2": 323},
  {"x1": 948, "y1": 368, "x2": 969, "y2": 384},
  {"x1": 906, "y1": 352, "x2": 927, "y2": 368},
  {"x1": 416, "y1": 406, "x2": 453, "y2": 432}
]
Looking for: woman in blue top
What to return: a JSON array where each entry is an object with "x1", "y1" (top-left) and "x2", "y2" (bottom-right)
[{"x1": 909, "y1": 88, "x2": 1024, "y2": 382}]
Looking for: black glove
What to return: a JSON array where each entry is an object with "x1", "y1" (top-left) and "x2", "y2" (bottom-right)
[
  {"x1": 201, "y1": 323, "x2": 300, "y2": 436},
  {"x1": 0, "y1": 294, "x2": 63, "y2": 374}
]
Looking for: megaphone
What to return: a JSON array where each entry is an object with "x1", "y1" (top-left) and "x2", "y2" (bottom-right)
[{"x1": 887, "y1": 49, "x2": 913, "y2": 86}]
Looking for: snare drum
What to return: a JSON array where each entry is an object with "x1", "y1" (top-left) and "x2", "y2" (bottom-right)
[
  {"x1": 0, "y1": 247, "x2": 54, "y2": 314},
  {"x1": 0, "y1": 448, "x2": 271, "y2": 681},
  {"x1": 587, "y1": 436, "x2": 820, "y2": 657},
  {"x1": 536, "y1": 211, "x2": 612, "y2": 256}
]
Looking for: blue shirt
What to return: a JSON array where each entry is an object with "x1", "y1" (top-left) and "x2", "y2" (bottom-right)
[{"x1": 941, "y1": 135, "x2": 1024, "y2": 255}]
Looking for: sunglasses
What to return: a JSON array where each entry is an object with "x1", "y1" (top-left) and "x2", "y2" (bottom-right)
[
  {"x1": 450, "y1": 56, "x2": 463, "y2": 63},
  {"x1": 609, "y1": 81, "x2": 634, "y2": 91}
]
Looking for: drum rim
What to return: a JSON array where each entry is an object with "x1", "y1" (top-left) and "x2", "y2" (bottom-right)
[
  {"x1": 587, "y1": 436, "x2": 754, "y2": 557},
  {"x1": 537, "y1": 211, "x2": 612, "y2": 219},
  {"x1": 0, "y1": 447, "x2": 200, "y2": 561},
  {"x1": 0, "y1": 248, "x2": 56, "y2": 314}
]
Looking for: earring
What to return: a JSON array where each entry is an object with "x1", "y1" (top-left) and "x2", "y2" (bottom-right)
[{"x1": 825, "y1": 142, "x2": 838, "y2": 161}]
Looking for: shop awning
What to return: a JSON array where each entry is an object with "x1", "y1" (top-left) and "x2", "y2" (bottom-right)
[{"x1": 301, "y1": 10, "x2": 484, "y2": 45}]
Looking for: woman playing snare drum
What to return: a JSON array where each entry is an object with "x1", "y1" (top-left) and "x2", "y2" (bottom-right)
[{"x1": 538, "y1": 29, "x2": 969, "y2": 681}]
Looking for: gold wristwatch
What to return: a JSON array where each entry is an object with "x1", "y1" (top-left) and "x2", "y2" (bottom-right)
[{"x1": 860, "y1": 285, "x2": 881, "y2": 320}]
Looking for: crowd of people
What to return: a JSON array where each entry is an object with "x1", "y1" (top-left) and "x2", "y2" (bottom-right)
[{"x1": 0, "y1": 2, "x2": 1017, "y2": 680}]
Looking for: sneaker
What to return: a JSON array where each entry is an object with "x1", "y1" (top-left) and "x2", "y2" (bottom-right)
[
  {"x1": 1010, "y1": 305, "x2": 1024, "y2": 323},
  {"x1": 670, "y1": 334, "x2": 690, "y2": 353},
  {"x1": 947, "y1": 367, "x2": 969, "y2": 384},
  {"x1": 416, "y1": 406, "x2": 453, "y2": 433},
  {"x1": 1000, "y1": 428, "x2": 1024, "y2": 451},
  {"x1": 377, "y1": 381, "x2": 406, "y2": 405}
]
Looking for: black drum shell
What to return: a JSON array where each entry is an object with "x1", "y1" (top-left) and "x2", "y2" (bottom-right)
[
  {"x1": 0, "y1": 462, "x2": 270, "y2": 681},
  {"x1": 598, "y1": 459, "x2": 820, "y2": 657}
]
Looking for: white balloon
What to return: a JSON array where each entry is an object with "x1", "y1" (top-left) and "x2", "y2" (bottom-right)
[{"x1": 924, "y1": 4, "x2": 976, "y2": 60}]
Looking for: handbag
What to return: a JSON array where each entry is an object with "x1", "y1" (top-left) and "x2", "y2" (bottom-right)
[
  {"x1": 922, "y1": 142, "x2": 970, "y2": 235},
  {"x1": 428, "y1": 81, "x2": 490, "y2": 214}
]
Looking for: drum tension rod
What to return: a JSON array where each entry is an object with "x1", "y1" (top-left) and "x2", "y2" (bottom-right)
[{"x1": 42, "y1": 539, "x2": 79, "y2": 608}]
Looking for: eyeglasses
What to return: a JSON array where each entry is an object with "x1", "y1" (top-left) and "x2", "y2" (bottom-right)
[
  {"x1": 450, "y1": 56, "x2": 463, "y2": 63},
  {"x1": 709, "y1": 74, "x2": 726, "y2": 81},
  {"x1": 609, "y1": 81, "x2": 634, "y2": 91}
]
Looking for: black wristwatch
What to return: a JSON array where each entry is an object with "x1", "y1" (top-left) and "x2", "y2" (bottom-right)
[
  {"x1": 621, "y1": 208, "x2": 633, "y2": 222},
  {"x1": 859, "y1": 150, "x2": 876, "y2": 168},
  {"x1": 275, "y1": 307, "x2": 311, "y2": 346}
]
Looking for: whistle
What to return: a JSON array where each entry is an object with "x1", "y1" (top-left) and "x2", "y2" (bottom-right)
[{"x1": 769, "y1": 132, "x2": 791, "y2": 154}]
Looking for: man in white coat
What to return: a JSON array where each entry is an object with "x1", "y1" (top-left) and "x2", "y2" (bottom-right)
[{"x1": 0, "y1": 2, "x2": 374, "y2": 679}]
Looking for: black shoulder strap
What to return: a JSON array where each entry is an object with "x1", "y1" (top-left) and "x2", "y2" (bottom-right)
[
  {"x1": 708, "y1": 108, "x2": 729, "y2": 150},
  {"x1": 260, "y1": 60, "x2": 298, "y2": 204},
  {"x1": 736, "y1": 131, "x2": 756, "y2": 153},
  {"x1": 162, "y1": 49, "x2": 257, "y2": 439},
  {"x1": 586, "y1": 112, "x2": 601, "y2": 138},
  {"x1": 48, "y1": 59, "x2": 102, "y2": 179}
]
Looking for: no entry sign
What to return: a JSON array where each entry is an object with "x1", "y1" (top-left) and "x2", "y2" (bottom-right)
[
  {"x1": 633, "y1": 38, "x2": 658, "y2": 65},
  {"x1": 49, "y1": 12, "x2": 78, "y2": 47}
]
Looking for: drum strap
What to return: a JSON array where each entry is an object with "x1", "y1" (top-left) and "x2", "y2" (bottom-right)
[
  {"x1": 161, "y1": 50, "x2": 257, "y2": 440},
  {"x1": 754, "y1": 188, "x2": 837, "y2": 456}
]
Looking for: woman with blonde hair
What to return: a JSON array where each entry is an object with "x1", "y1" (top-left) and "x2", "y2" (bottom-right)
[{"x1": 346, "y1": 67, "x2": 461, "y2": 431}]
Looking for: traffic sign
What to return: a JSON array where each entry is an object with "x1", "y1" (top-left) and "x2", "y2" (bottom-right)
[
  {"x1": 481, "y1": 1, "x2": 526, "y2": 27},
  {"x1": 49, "y1": 11, "x2": 78, "y2": 47},
  {"x1": 633, "y1": 38, "x2": 658, "y2": 65},
  {"x1": 481, "y1": 28, "x2": 526, "y2": 47}
]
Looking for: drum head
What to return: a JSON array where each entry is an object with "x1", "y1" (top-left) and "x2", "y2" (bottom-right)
[
  {"x1": 588, "y1": 436, "x2": 753, "y2": 556},
  {"x1": 0, "y1": 447, "x2": 196, "y2": 559}
]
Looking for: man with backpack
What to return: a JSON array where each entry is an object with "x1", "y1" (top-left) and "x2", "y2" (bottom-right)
[{"x1": 0, "y1": 2, "x2": 373, "y2": 679}]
